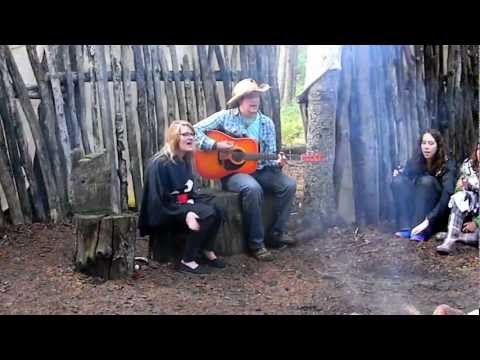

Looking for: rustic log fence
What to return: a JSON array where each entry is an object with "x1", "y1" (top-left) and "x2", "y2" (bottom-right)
[{"x1": 0, "y1": 45, "x2": 281, "y2": 226}]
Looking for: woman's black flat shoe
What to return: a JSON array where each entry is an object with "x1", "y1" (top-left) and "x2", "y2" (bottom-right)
[
  {"x1": 206, "y1": 258, "x2": 226, "y2": 268},
  {"x1": 177, "y1": 262, "x2": 210, "y2": 274}
]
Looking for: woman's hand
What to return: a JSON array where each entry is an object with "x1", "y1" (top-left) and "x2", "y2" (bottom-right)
[
  {"x1": 411, "y1": 218, "x2": 429, "y2": 236},
  {"x1": 277, "y1": 152, "x2": 288, "y2": 168},
  {"x1": 462, "y1": 221, "x2": 477, "y2": 233},
  {"x1": 186, "y1": 211, "x2": 200, "y2": 231},
  {"x1": 393, "y1": 169, "x2": 400, "y2": 177}
]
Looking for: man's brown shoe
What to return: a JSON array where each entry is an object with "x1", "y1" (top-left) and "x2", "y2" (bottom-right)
[{"x1": 252, "y1": 247, "x2": 274, "y2": 261}]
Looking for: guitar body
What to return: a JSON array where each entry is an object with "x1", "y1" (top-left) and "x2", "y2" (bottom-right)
[{"x1": 194, "y1": 130, "x2": 260, "y2": 179}]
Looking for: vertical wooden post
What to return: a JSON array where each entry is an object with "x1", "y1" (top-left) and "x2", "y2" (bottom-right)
[
  {"x1": 168, "y1": 45, "x2": 187, "y2": 120},
  {"x1": 121, "y1": 45, "x2": 143, "y2": 211},
  {"x1": 132, "y1": 45, "x2": 150, "y2": 173},
  {"x1": 150, "y1": 45, "x2": 165, "y2": 149},
  {"x1": 27, "y1": 46, "x2": 69, "y2": 215},
  {"x1": 192, "y1": 48, "x2": 206, "y2": 120},
  {"x1": 0, "y1": 57, "x2": 31, "y2": 223},
  {"x1": 0, "y1": 104, "x2": 24, "y2": 225},
  {"x1": 214, "y1": 45, "x2": 231, "y2": 105},
  {"x1": 74, "y1": 45, "x2": 92, "y2": 154},
  {"x1": 46, "y1": 45, "x2": 73, "y2": 207},
  {"x1": 86, "y1": 45, "x2": 102, "y2": 152},
  {"x1": 63, "y1": 45, "x2": 84, "y2": 154},
  {"x1": 197, "y1": 45, "x2": 217, "y2": 115},
  {"x1": 3, "y1": 45, "x2": 61, "y2": 222},
  {"x1": 182, "y1": 55, "x2": 198, "y2": 123},
  {"x1": 94, "y1": 45, "x2": 120, "y2": 215},
  {"x1": 142, "y1": 45, "x2": 157, "y2": 153},
  {"x1": 110, "y1": 46, "x2": 128, "y2": 212},
  {"x1": 158, "y1": 45, "x2": 177, "y2": 124}
]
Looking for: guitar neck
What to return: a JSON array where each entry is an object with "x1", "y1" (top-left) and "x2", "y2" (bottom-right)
[{"x1": 243, "y1": 153, "x2": 278, "y2": 161}]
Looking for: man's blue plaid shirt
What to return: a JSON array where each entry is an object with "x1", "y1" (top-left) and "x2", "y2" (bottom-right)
[{"x1": 193, "y1": 108, "x2": 278, "y2": 170}]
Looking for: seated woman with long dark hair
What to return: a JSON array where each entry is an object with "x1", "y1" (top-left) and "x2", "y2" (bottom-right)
[
  {"x1": 391, "y1": 129, "x2": 456, "y2": 241},
  {"x1": 436, "y1": 142, "x2": 479, "y2": 254},
  {"x1": 138, "y1": 120, "x2": 225, "y2": 274}
]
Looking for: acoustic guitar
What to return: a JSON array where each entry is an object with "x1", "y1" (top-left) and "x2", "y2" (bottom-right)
[{"x1": 194, "y1": 130, "x2": 324, "y2": 179}]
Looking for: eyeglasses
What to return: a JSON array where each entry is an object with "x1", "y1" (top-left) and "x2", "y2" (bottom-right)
[{"x1": 180, "y1": 132, "x2": 195, "y2": 137}]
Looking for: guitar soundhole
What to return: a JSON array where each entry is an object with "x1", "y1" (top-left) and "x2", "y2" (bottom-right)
[
  {"x1": 219, "y1": 149, "x2": 245, "y2": 170},
  {"x1": 231, "y1": 149, "x2": 245, "y2": 163}
]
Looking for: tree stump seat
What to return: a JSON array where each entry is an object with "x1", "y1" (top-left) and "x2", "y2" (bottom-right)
[
  {"x1": 148, "y1": 189, "x2": 275, "y2": 262},
  {"x1": 73, "y1": 213, "x2": 137, "y2": 280}
]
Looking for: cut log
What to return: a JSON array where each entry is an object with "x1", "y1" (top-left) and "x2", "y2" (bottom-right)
[{"x1": 73, "y1": 213, "x2": 137, "y2": 280}]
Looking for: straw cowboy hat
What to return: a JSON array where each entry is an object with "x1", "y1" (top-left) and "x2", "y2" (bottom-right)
[{"x1": 227, "y1": 78, "x2": 271, "y2": 106}]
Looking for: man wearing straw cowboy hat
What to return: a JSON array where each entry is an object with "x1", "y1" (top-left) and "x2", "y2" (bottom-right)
[{"x1": 194, "y1": 78, "x2": 297, "y2": 261}]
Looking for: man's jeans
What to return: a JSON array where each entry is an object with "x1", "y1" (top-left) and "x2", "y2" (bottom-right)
[{"x1": 221, "y1": 166, "x2": 297, "y2": 250}]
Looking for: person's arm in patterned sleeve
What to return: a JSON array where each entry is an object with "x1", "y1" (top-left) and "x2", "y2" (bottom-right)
[
  {"x1": 262, "y1": 116, "x2": 280, "y2": 168},
  {"x1": 193, "y1": 110, "x2": 228, "y2": 151}
]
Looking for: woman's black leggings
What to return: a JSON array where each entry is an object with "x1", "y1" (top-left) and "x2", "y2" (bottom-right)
[
  {"x1": 391, "y1": 174, "x2": 442, "y2": 230},
  {"x1": 181, "y1": 213, "x2": 221, "y2": 262}
]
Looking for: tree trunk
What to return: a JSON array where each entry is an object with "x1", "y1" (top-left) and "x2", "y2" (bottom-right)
[
  {"x1": 334, "y1": 46, "x2": 356, "y2": 224},
  {"x1": 303, "y1": 69, "x2": 340, "y2": 219},
  {"x1": 73, "y1": 213, "x2": 136, "y2": 280}
]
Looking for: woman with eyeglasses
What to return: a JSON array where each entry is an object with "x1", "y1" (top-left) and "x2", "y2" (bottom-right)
[{"x1": 138, "y1": 120, "x2": 225, "y2": 274}]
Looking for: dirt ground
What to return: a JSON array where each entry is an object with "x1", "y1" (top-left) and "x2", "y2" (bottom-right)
[
  {"x1": 0, "y1": 216, "x2": 478, "y2": 315},
  {"x1": 0, "y1": 163, "x2": 478, "y2": 315}
]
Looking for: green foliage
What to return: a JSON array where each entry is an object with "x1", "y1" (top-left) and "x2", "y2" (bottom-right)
[
  {"x1": 281, "y1": 102, "x2": 305, "y2": 146},
  {"x1": 281, "y1": 45, "x2": 307, "y2": 147}
]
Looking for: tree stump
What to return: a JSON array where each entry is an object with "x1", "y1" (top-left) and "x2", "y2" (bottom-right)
[
  {"x1": 148, "y1": 190, "x2": 275, "y2": 262},
  {"x1": 73, "y1": 213, "x2": 137, "y2": 280}
]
